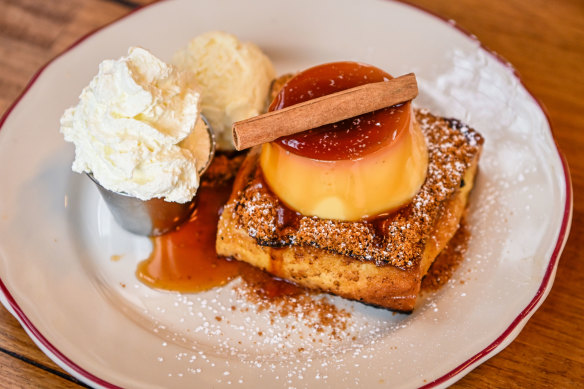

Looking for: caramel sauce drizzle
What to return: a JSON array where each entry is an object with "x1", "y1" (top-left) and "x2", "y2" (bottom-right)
[{"x1": 135, "y1": 165, "x2": 301, "y2": 298}]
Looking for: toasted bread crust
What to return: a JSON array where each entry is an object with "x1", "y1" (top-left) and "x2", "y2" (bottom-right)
[{"x1": 216, "y1": 109, "x2": 482, "y2": 311}]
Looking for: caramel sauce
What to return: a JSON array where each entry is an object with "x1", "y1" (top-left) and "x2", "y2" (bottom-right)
[
  {"x1": 136, "y1": 159, "x2": 302, "y2": 297},
  {"x1": 271, "y1": 62, "x2": 410, "y2": 161},
  {"x1": 136, "y1": 180, "x2": 240, "y2": 292}
]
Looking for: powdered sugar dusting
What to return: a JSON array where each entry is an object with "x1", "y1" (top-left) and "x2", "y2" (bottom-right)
[{"x1": 111, "y1": 278, "x2": 415, "y2": 387}]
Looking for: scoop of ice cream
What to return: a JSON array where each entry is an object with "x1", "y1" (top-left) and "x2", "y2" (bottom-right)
[
  {"x1": 172, "y1": 31, "x2": 275, "y2": 150},
  {"x1": 60, "y1": 47, "x2": 208, "y2": 203}
]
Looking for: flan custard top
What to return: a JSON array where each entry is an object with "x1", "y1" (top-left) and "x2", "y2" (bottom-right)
[
  {"x1": 260, "y1": 62, "x2": 429, "y2": 221},
  {"x1": 271, "y1": 61, "x2": 409, "y2": 161},
  {"x1": 233, "y1": 110, "x2": 483, "y2": 269}
]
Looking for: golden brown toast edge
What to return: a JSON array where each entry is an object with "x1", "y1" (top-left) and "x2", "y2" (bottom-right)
[{"x1": 216, "y1": 144, "x2": 481, "y2": 312}]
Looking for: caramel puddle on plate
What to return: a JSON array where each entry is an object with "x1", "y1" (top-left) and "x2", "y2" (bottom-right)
[
  {"x1": 135, "y1": 179, "x2": 240, "y2": 292},
  {"x1": 135, "y1": 171, "x2": 301, "y2": 298}
]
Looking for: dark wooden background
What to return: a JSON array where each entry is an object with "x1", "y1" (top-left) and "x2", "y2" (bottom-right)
[{"x1": 0, "y1": 0, "x2": 582, "y2": 387}]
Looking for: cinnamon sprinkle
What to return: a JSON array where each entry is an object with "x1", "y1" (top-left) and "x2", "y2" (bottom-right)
[{"x1": 232, "y1": 278, "x2": 351, "y2": 341}]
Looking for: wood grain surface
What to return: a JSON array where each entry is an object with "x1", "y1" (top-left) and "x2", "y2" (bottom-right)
[{"x1": 0, "y1": 0, "x2": 582, "y2": 387}]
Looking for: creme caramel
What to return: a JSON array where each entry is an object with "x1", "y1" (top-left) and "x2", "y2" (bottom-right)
[{"x1": 260, "y1": 62, "x2": 428, "y2": 220}]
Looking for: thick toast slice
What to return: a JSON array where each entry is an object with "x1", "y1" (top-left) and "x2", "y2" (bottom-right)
[{"x1": 217, "y1": 110, "x2": 483, "y2": 311}]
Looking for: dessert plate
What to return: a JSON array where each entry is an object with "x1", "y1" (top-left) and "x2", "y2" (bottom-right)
[{"x1": 0, "y1": 0, "x2": 571, "y2": 388}]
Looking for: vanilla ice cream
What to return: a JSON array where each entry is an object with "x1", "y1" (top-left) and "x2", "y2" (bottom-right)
[
  {"x1": 61, "y1": 47, "x2": 209, "y2": 203},
  {"x1": 173, "y1": 31, "x2": 275, "y2": 150}
]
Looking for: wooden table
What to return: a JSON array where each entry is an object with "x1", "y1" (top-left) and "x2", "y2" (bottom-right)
[{"x1": 0, "y1": 0, "x2": 582, "y2": 387}]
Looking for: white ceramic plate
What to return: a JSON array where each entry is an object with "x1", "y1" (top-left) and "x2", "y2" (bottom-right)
[{"x1": 0, "y1": 0, "x2": 572, "y2": 388}]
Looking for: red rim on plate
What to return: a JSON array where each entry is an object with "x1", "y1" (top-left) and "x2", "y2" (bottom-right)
[{"x1": 0, "y1": 1, "x2": 573, "y2": 388}]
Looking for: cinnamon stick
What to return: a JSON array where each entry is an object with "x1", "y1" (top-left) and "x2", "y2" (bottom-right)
[{"x1": 232, "y1": 72, "x2": 418, "y2": 150}]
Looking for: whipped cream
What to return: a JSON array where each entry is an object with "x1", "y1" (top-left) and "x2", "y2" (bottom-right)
[
  {"x1": 173, "y1": 31, "x2": 275, "y2": 150},
  {"x1": 60, "y1": 47, "x2": 204, "y2": 203}
]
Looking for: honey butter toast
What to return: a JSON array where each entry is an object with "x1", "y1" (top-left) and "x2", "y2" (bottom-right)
[{"x1": 217, "y1": 107, "x2": 483, "y2": 312}]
